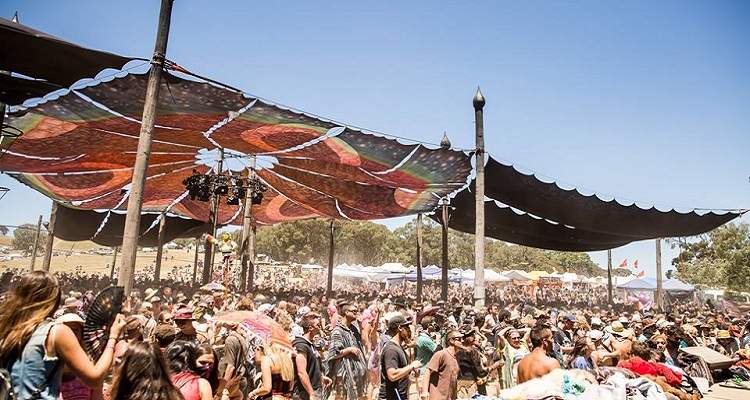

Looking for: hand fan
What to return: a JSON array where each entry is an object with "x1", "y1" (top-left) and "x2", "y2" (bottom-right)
[{"x1": 83, "y1": 286, "x2": 124, "y2": 359}]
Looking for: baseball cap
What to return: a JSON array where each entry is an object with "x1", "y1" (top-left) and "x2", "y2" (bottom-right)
[{"x1": 387, "y1": 314, "x2": 412, "y2": 331}]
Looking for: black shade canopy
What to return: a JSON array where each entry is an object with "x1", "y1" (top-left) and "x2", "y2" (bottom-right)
[
  {"x1": 0, "y1": 74, "x2": 60, "y2": 105},
  {"x1": 435, "y1": 156, "x2": 743, "y2": 251},
  {"x1": 0, "y1": 17, "x2": 135, "y2": 90},
  {"x1": 53, "y1": 205, "x2": 211, "y2": 247}
]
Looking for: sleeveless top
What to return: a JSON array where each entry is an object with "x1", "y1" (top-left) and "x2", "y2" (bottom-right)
[
  {"x1": 10, "y1": 319, "x2": 64, "y2": 400},
  {"x1": 258, "y1": 373, "x2": 293, "y2": 399},
  {"x1": 172, "y1": 371, "x2": 202, "y2": 400}
]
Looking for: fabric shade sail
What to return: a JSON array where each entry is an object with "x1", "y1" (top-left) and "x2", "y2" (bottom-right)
[
  {"x1": 434, "y1": 156, "x2": 743, "y2": 251},
  {"x1": 1, "y1": 69, "x2": 472, "y2": 240},
  {"x1": 53, "y1": 204, "x2": 211, "y2": 247},
  {"x1": 0, "y1": 17, "x2": 135, "y2": 102}
]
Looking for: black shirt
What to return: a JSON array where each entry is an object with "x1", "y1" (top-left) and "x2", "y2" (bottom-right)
[
  {"x1": 379, "y1": 341, "x2": 409, "y2": 400},
  {"x1": 293, "y1": 336, "x2": 322, "y2": 400}
]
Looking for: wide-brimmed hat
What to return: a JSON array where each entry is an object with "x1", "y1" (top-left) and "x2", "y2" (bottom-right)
[
  {"x1": 716, "y1": 330, "x2": 732, "y2": 339},
  {"x1": 144, "y1": 288, "x2": 158, "y2": 302},
  {"x1": 63, "y1": 297, "x2": 82, "y2": 309},
  {"x1": 588, "y1": 329, "x2": 604, "y2": 341},
  {"x1": 57, "y1": 312, "x2": 84, "y2": 324},
  {"x1": 173, "y1": 306, "x2": 194, "y2": 320},
  {"x1": 606, "y1": 321, "x2": 632, "y2": 338}
]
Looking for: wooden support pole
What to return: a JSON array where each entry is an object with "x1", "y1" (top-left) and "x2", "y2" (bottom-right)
[
  {"x1": 117, "y1": 0, "x2": 174, "y2": 294},
  {"x1": 154, "y1": 213, "x2": 167, "y2": 282},
  {"x1": 248, "y1": 227, "x2": 256, "y2": 290},
  {"x1": 326, "y1": 219, "x2": 335, "y2": 297},
  {"x1": 42, "y1": 201, "x2": 58, "y2": 271},
  {"x1": 441, "y1": 200, "x2": 450, "y2": 302},
  {"x1": 656, "y1": 238, "x2": 664, "y2": 310},
  {"x1": 607, "y1": 249, "x2": 613, "y2": 304},
  {"x1": 473, "y1": 87, "x2": 486, "y2": 307},
  {"x1": 240, "y1": 159, "x2": 256, "y2": 292},
  {"x1": 29, "y1": 214, "x2": 43, "y2": 271},
  {"x1": 192, "y1": 238, "x2": 199, "y2": 284},
  {"x1": 202, "y1": 149, "x2": 224, "y2": 284},
  {"x1": 110, "y1": 246, "x2": 118, "y2": 280},
  {"x1": 416, "y1": 213, "x2": 424, "y2": 303}
]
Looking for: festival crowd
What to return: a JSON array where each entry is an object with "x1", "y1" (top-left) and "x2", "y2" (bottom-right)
[{"x1": 0, "y1": 267, "x2": 749, "y2": 400}]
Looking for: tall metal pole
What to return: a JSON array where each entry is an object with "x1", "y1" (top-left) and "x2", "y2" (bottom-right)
[
  {"x1": 29, "y1": 214, "x2": 43, "y2": 271},
  {"x1": 326, "y1": 219, "x2": 335, "y2": 297},
  {"x1": 473, "y1": 87, "x2": 486, "y2": 307},
  {"x1": 42, "y1": 201, "x2": 58, "y2": 271},
  {"x1": 202, "y1": 148, "x2": 224, "y2": 284},
  {"x1": 117, "y1": 0, "x2": 174, "y2": 294},
  {"x1": 415, "y1": 213, "x2": 424, "y2": 303},
  {"x1": 441, "y1": 200, "x2": 450, "y2": 302},
  {"x1": 110, "y1": 246, "x2": 118, "y2": 280},
  {"x1": 439, "y1": 132, "x2": 452, "y2": 303},
  {"x1": 655, "y1": 238, "x2": 663, "y2": 310},
  {"x1": 240, "y1": 158, "x2": 257, "y2": 292},
  {"x1": 607, "y1": 249, "x2": 613, "y2": 304},
  {"x1": 153, "y1": 213, "x2": 167, "y2": 282}
]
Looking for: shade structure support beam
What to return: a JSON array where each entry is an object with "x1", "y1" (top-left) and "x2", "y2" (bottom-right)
[
  {"x1": 154, "y1": 212, "x2": 167, "y2": 282},
  {"x1": 656, "y1": 238, "x2": 663, "y2": 310},
  {"x1": 326, "y1": 219, "x2": 335, "y2": 297},
  {"x1": 42, "y1": 201, "x2": 58, "y2": 272},
  {"x1": 192, "y1": 238, "x2": 199, "y2": 284},
  {"x1": 110, "y1": 246, "x2": 118, "y2": 280},
  {"x1": 240, "y1": 158, "x2": 257, "y2": 292},
  {"x1": 607, "y1": 249, "x2": 613, "y2": 304},
  {"x1": 473, "y1": 87, "x2": 486, "y2": 307},
  {"x1": 202, "y1": 148, "x2": 224, "y2": 284},
  {"x1": 117, "y1": 0, "x2": 174, "y2": 294},
  {"x1": 441, "y1": 199, "x2": 450, "y2": 302},
  {"x1": 416, "y1": 213, "x2": 424, "y2": 303},
  {"x1": 29, "y1": 214, "x2": 42, "y2": 271}
]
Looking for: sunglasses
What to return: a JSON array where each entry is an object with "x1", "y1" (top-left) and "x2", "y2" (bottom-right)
[{"x1": 509, "y1": 336, "x2": 520, "y2": 340}]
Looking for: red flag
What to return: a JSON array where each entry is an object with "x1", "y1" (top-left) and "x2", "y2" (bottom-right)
[
  {"x1": 633, "y1": 260, "x2": 639, "y2": 269},
  {"x1": 636, "y1": 270, "x2": 645, "y2": 278},
  {"x1": 618, "y1": 258, "x2": 628, "y2": 268}
]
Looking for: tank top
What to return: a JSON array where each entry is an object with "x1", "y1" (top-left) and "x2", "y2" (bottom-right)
[
  {"x1": 10, "y1": 319, "x2": 64, "y2": 400},
  {"x1": 172, "y1": 371, "x2": 202, "y2": 400}
]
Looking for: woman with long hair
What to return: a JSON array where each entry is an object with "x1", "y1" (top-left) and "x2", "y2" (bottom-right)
[
  {"x1": 567, "y1": 338, "x2": 595, "y2": 370},
  {"x1": 0, "y1": 271, "x2": 125, "y2": 399},
  {"x1": 109, "y1": 341, "x2": 183, "y2": 400},
  {"x1": 247, "y1": 343, "x2": 294, "y2": 400},
  {"x1": 166, "y1": 341, "x2": 213, "y2": 400}
]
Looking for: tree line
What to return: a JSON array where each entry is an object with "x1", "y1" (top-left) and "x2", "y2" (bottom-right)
[{"x1": 228, "y1": 218, "x2": 627, "y2": 277}]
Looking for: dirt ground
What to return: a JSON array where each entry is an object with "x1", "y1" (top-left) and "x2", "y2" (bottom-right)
[{"x1": 0, "y1": 236, "x2": 201, "y2": 278}]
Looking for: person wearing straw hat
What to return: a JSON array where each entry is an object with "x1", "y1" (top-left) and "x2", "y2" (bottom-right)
[
  {"x1": 604, "y1": 320, "x2": 634, "y2": 363},
  {"x1": 715, "y1": 329, "x2": 740, "y2": 356}
]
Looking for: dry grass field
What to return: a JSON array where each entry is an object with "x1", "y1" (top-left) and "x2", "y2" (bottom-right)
[{"x1": 0, "y1": 236, "x2": 203, "y2": 278}]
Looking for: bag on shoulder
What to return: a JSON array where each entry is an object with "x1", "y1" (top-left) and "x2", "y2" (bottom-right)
[{"x1": 0, "y1": 367, "x2": 16, "y2": 400}]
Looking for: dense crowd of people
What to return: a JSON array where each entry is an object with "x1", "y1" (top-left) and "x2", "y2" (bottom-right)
[{"x1": 0, "y1": 267, "x2": 748, "y2": 400}]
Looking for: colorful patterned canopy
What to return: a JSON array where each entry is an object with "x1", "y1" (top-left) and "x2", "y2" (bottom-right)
[{"x1": 1, "y1": 70, "x2": 471, "y2": 238}]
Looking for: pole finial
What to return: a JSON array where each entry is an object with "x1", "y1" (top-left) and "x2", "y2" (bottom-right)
[
  {"x1": 473, "y1": 86, "x2": 485, "y2": 110},
  {"x1": 11, "y1": 11, "x2": 19, "y2": 23},
  {"x1": 440, "y1": 131, "x2": 451, "y2": 149}
]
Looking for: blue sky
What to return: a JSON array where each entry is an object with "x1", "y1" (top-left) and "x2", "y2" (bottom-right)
[{"x1": 1, "y1": 1, "x2": 748, "y2": 277}]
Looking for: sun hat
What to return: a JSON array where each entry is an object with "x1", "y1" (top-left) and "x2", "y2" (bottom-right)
[
  {"x1": 173, "y1": 305, "x2": 195, "y2": 320},
  {"x1": 57, "y1": 313, "x2": 85, "y2": 324},
  {"x1": 588, "y1": 329, "x2": 604, "y2": 341},
  {"x1": 716, "y1": 330, "x2": 732, "y2": 339},
  {"x1": 606, "y1": 321, "x2": 632, "y2": 338},
  {"x1": 144, "y1": 288, "x2": 158, "y2": 302}
]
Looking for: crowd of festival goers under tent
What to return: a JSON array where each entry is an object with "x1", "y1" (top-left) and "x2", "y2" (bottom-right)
[{"x1": 0, "y1": 266, "x2": 749, "y2": 400}]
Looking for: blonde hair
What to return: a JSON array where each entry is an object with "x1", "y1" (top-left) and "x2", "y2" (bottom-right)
[
  {"x1": 266, "y1": 344, "x2": 294, "y2": 382},
  {"x1": 0, "y1": 271, "x2": 61, "y2": 360}
]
